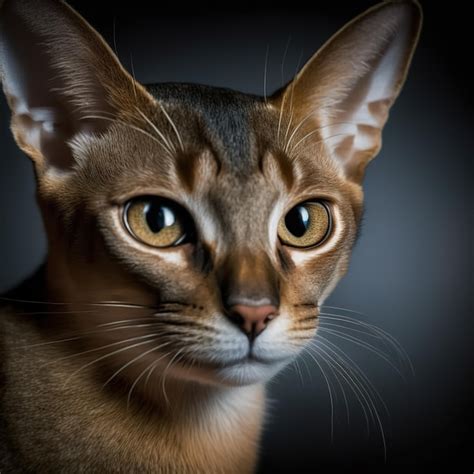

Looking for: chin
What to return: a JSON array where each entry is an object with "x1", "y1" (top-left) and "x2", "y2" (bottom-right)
[
  {"x1": 169, "y1": 356, "x2": 288, "y2": 387},
  {"x1": 206, "y1": 356, "x2": 293, "y2": 387},
  {"x1": 214, "y1": 361, "x2": 285, "y2": 386}
]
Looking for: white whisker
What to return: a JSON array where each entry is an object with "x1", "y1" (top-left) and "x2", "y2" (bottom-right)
[
  {"x1": 290, "y1": 131, "x2": 352, "y2": 155},
  {"x1": 312, "y1": 337, "x2": 388, "y2": 460},
  {"x1": 263, "y1": 44, "x2": 270, "y2": 103},
  {"x1": 61, "y1": 337, "x2": 162, "y2": 389},
  {"x1": 161, "y1": 348, "x2": 185, "y2": 406},
  {"x1": 127, "y1": 349, "x2": 174, "y2": 408},
  {"x1": 280, "y1": 36, "x2": 291, "y2": 87},
  {"x1": 80, "y1": 114, "x2": 171, "y2": 155},
  {"x1": 157, "y1": 101, "x2": 184, "y2": 151},
  {"x1": 320, "y1": 312, "x2": 414, "y2": 375},
  {"x1": 103, "y1": 341, "x2": 173, "y2": 388},
  {"x1": 302, "y1": 346, "x2": 335, "y2": 441},
  {"x1": 134, "y1": 107, "x2": 174, "y2": 153},
  {"x1": 318, "y1": 327, "x2": 404, "y2": 378},
  {"x1": 129, "y1": 51, "x2": 138, "y2": 101}
]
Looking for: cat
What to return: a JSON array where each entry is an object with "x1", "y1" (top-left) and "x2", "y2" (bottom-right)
[{"x1": 0, "y1": 0, "x2": 422, "y2": 472}]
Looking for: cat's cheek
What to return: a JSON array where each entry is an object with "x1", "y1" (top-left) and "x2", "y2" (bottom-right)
[{"x1": 252, "y1": 313, "x2": 303, "y2": 358}]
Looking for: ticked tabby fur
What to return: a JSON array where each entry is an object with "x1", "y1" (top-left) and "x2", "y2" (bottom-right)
[{"x1": 0, "y1": 0, "x2": 421, "y2": 472}]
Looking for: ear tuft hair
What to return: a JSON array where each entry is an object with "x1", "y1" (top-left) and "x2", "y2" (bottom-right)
[
  {"x1": 273, "y1": 0, "x2": 422, "y2": 183},
  {"x1": 0, "y1": 0, "x2": 154, "y2": 171}
]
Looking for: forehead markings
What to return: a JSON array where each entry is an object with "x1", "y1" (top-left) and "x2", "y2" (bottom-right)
[
  {"x1": 261, "y1": 148, "x2": 297, "y2": 261},
  {"x1": 259, "y1": 149, "x2": 295, "y2": 191},
  {"x1": 175, "y1": 149, "x2": 221, "y2": 193},
  {"x1": 147, "y1": 83, "x2": 261, "y2": 173}
]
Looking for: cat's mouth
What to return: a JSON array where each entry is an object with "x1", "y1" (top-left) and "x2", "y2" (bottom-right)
[
  {"x1": 171, "y1": 350, "x2": 290, "y2": 386},
  {"x1": 178, "y1": 350, "x2": 287, "y2": 371},
  {"x1": 209, "y1": 353, "x2": 287, "y2": 369}
]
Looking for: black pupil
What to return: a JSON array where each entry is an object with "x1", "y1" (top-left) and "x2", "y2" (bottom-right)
[
  {"x1": 285, "y1": 205, "x2": 310, "y2": 237},
  {"x1": 143, "y1": 201, "x2": 176, "y2": 233}
]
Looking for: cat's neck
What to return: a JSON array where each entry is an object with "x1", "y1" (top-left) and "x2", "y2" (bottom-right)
[{"x1": 2, "y1": 296, "x2": 265, "y2": 473}]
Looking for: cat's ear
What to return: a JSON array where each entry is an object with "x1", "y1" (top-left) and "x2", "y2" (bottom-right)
[
  {"x1": 273, "y1": 0, "x2": 422, "y2": 183},
  {"x1": 0, "y1": 0, "x2": 154, "y2": 172}
]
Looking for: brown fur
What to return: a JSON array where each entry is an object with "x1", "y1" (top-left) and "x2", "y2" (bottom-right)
[{"x1": 0, "y1": 0, "x2": 421, "y2": 472}]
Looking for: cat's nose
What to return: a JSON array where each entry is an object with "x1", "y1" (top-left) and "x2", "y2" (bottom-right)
[{"x1": 228, "y1": 303, "x2": 279, "y2": 341}]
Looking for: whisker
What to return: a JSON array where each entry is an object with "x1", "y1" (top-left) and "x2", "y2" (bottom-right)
[
  {"x1": 280, "y1": 35, "x2": 291, "y2": 87},
  {"x1": 277, "y1": 48, "x2": 302, "y2": 147},
  {"x1": 144, "y1": 358, "x2": 161, "y2": 392},
  {"x1": 133, "y1": 107, "x2": 174, "y2": 154},
  {"x1": 97, "y1": 317, "x2": 161, "y2": 328},
  {"x1": 103, "y1": 341, "x2": 173, "y2": 389},
  {"x1": 80, "y1": 114, "x2": 171, "y2": 156},
  {"x1": 277, "y1": 92, "x2": 286, "y2": 147},
  {"x1": 319, "y1": 318, "x2": 410, "y2": 376},
  {"x1": 308, "y1": 342, "x2": 372, "y2": 435},
  {"x1": 315, "y1": 336, "x2": 390, "y2": 419},
  {"x1": 112, "y1": 17, "x2": 118, "y2": 57},
  {"x1": 42, "y1": 333, "x2": 160, "y2": 364},
  {"x1": 263, "y1": 44, "x2": 270, "y2": 103},
  {"x1": 307, "y1": 346, "x2": 351, "y2": 425},
  {"x1": 298, "y1": 352, "x2": 314, "y2": 384},
  {"x1": 302, "y1": 346, "x2": 335, "y2": 441},
  {"x1": 319, "y1": 321, "x2": 385, "y2": 340},
  {"x1": 19, "y1": 321, "x2": 172, "y2": 349},
  {"x1": 322, "y1": 305, "x2": 365, "y2": 315},
  {"x1": 157, "y1": 102, "x2": 184, "y2": 151},
  {"x1": 317, "y1": 327, "x2": 404, "y2": 378},
  {"x1": 1, "y1": 295, "x2": 180, "y2": 314},
  {"x1": 291, "y1": 357, "x2": 306, "y2": 386},
  {"x1": 61, "y1": 337, "x2": 161, "y2": 390},
  {"x1": 283, "y1": 49, "x2": 303, "y2": 149},
  {"x1": 16, "y1": 310, "x2": 96, "y2": 316},
  {"x1": 286, "y1": 119, "x2": 359, "y2": 154},
  {"x1": 312, "y1": 337, "x2": 388, "y2": 459},
  {"x1": 311, "y1": 344, "x2": 370, "y2": 433},
  {"x1": 320, "y1": 312, "x2": 414, "y2": 375},
  {"x1": 0, "y1": 296, "x2": 73, "y2": 306},
  {"x1": 95, "y1": 301, "x2": 153, "y2": 309},
  {"x1": 330, "y1": 358, "x2": 351, "y2": 425},
  {"x1": 161, "y1": 348, "x2": 185, "y2": 406},
  {"x1": 290, "y1": 131, "x2": 352, "y2": 155},
  {"x1": 127, "y1": 349, "x2": 174, "y2": 409},
  {"x1": 129, "y1": 50, "x2": 138, "y2": 101}
]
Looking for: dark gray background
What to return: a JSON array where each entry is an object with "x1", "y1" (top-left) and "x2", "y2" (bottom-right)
[{"x1": 1, "y1": 1, "x2": 471, "y2": 470}]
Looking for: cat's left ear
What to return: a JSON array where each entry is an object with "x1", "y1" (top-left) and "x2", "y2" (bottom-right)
[
  {"x1": 273, "y1": 0, "x2": 422, "y2": 183},
  {"x1": 0, "y1": 0, "x2": 154, "y2": 173}
]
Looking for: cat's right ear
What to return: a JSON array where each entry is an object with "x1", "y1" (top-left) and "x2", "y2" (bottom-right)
[{"x1": 0, "y1": 0, "x2": 154, "y2": 173}]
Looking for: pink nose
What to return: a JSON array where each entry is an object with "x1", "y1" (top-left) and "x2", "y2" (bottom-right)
[{"x1": 229, "y1": 304, "x2": 279, "y2": 340}]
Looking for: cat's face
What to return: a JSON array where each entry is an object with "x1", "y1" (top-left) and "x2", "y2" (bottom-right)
[
  {"x1": 37, "y1": 85, "x2": 363, "y2": 386},
  {"x1": 0, "y1": 0, "x2": 421, "y2": 388}
]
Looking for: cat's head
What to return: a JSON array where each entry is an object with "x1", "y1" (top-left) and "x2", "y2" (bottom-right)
[{"x1": 0, "y1": 0, "x2": 421, "y2": 388}]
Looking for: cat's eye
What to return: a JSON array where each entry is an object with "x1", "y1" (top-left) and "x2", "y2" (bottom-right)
[
  {"x1": 124, "y1": 197, "x2": 195, "y2": 248},
  {"x1": 278, "y1": 201, "x2": 331, "y2": 248}
]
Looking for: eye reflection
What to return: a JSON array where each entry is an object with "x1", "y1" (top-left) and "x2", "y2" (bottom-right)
[
  {"x1": 278, "y1": 201, "x2": 331, "y2": 248},
  {"x1": 124, "y1": 197, "x2": 195, "y2": 248}
]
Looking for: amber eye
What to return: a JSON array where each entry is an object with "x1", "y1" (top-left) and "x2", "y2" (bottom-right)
[
  {"x1": 124, "y1": 197, "x2": 195, "y2": 248},
  {"x1": 278, "y1": 201, "x2": 331, "y2": 248}
]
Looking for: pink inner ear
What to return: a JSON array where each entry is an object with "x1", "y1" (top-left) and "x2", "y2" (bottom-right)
[
  {"x1": 273, "y1": 1, "x2": 421, "y2": 183},
  {"x1": 0, "y1": 0, "x2": 152, "y2": 171}
]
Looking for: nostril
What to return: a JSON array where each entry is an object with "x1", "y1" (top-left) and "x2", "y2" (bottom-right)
[
  {"x1": 264, "y1": 313, "x2": 276, "y2": 324},
  {"x1": 229, "y1": 309, "x2": 245, "y2": 327},
  {"x1": 226, "y1": 304, "x2": 279, "y2": 339}
]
